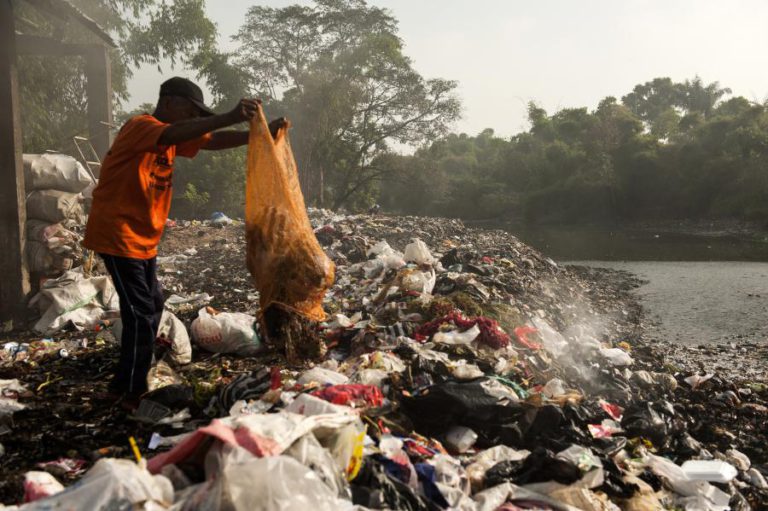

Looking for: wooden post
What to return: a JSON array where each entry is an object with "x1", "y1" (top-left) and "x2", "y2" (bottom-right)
[
  {"x1": 0, "y1": 0, "x2": 31, "y2": 326},
  {"x1": 84, "y1": 45, "x2": 112, "y2": 167}
]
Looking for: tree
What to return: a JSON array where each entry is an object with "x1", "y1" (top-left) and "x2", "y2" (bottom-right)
[
  {"x1": 677, "y1": 76, "x2": 731, "y2": 119},
  {"x1": 15, "y1": 0, "x2": 218, "y2": 153},
  {"x1": 233, "y1": 0, "x2": 460, "y2": 209}
]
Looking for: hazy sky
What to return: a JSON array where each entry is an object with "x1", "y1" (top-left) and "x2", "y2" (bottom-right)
[{"x1": 127, "y1": 0, "x2": 768, "y2": 138}]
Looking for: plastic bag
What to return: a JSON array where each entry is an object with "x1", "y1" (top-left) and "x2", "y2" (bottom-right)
[
  {"x1": 245, "y1": 106, "x2": 334, "y2": 321},
  {"x1": 599, "y1": 348, "x2": 634, "y2": 367},
  {"x1": 404, "y1": 238, "x2": 436, "y2": 265},
  {"x1": 297, "y1": 367, "x2": 349, "y2": 386},
  {"x1": 23, "y1": 153, "x2": 92, "y2": 193},
  {"x1": 23, "y1": 471, "x2": 64, "y2": 502},
  {"x1": 222, "y1": 455, "x2": 347, "y2": 511},
  {"x1": 26, "y1": 190, "x2": 84, "y2": 223},
  {"x1": 114, "y1": 310, "x2": 192, "y2": 365},
  {"x1": 191, "y1": 307, "x2": 261, "y2": 356},
  {"x1": 433, "y1": 325, "x2": 481, "y2": 345},
  {"x1": 18, "y1": 458, "x2": 173, "y2": 510}
]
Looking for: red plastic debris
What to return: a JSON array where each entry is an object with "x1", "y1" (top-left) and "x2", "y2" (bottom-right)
[
  {"x1": 270, "y1": 367, "x2": 282, "y2": 390},
  {"x1": 416, "y1": 310, "x2": 511, "y2": 349},
  {"x1": 513, "y1": 326, "x2": 542, "y2": 350},
  {"x1": 481, "y1": 256, "x2": 494, "y2": 264},
  {"x1": 599, "y1": 400, "x2": 624, "y2": 421},
  {"x1": 311, "y1": 384, "x2": 384, "y2": 408}
]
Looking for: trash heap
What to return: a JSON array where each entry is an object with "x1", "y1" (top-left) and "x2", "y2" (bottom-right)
[
  {"x1": 0, "y1": 212, "x2": 766, "y2": 510},
  {"x1": 22, "y1": 154, "x2": 94, "y2": 277}
]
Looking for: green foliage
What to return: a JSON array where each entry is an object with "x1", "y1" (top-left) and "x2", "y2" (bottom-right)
[
  {"x1": 172, "y1": 147, "x2": 247, "y2": 219},
  {"x1": 15, "y1": 0, "x2": 217, "y2": 152},
  {"x1": 232, "y1": 0, "x2": 461, "y2": 210},
  {"x1": 379, "y1": 77, "x2": 768, "y2": 225}
]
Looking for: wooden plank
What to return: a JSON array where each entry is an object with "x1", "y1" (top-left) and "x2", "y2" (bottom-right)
[
  {"x1": 84, "y1": 45, "x2": 113, "y2": 165},
  {"x1": 0, "y1": 0, "x2": 31, "y2": 325}
]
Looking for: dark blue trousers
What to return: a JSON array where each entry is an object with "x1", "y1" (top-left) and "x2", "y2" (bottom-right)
[{"x1": 100, "y1": 254, "x2": 163, "y2": 394}]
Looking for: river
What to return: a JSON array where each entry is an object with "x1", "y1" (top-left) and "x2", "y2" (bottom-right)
[{"x1": 511, "y1": 227, "x2": 768, "y2": 345}]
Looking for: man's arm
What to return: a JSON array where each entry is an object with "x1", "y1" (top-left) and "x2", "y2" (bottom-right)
[
  {"x1": 203, "y1": 130, "x2": 249, "y2": 150},
  {"x1": 202, "y1": 117, "x2": 290, "y2": 151},
  {"x1": 157, "y1": 99, "x2": 258, "y2": 146}
]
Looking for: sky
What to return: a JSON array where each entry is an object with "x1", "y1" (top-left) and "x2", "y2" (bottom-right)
[{"x1": 126, "y1": 0, "x2": 768, "y2": 138}]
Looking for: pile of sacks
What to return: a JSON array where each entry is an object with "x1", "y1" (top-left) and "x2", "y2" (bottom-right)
[{"x1": 23, "y1": 154, "x2": 93, "y2": 276}]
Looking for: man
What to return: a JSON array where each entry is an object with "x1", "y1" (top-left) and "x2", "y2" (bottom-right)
[{"x1": 84, "y1": 77, "x2": 282, "y2": 406}]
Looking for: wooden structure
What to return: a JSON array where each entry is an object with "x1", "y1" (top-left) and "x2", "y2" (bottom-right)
[{"x1": 0, "y1": 0, "x2": 115, "y2": 325}]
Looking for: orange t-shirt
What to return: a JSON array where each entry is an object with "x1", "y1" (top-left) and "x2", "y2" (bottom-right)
[{"x1": 83, "y1": 114, "x2": 211, "y2": 259}]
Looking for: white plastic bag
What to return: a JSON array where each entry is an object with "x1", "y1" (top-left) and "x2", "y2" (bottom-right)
[
  {"x1": 297, "y1": 367, "x2": 349, "y2": 386},
  {"x1": 113, "y1": 310, "x2": 192, "y2": 365},
  {"x1": 433, "y1": 325, "x2": 481, "y2": 345},
  {"x1": 399, "y1": 268, "x2": 436, "y2": 294},
  {"x1": 404, "y1": 238, "x2": 436, "y2": 265},
  {"x1": 23, "y1": 471, "x2": 64, "y2": 502},
  {"x1": 19, "y1": 459, "x2": 173, "y2": 510},
  {"x1": 23, "y1": 153, "x2": 92, "y2": 193},
  {"x1": 222, "y1": 455, "x2": 347, "y2": 511},
  {"x1": 191, "y1": 307, "x2": 261, "y2": 356},
  {"x1": 599, "y1": 348, "x2": 634, "y2": 367},
  {"x1": 26, "y1": 190, "x2": 84, "y2": 223}
]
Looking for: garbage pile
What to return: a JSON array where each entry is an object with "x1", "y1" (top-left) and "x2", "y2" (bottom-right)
[
  {"x1": 22, "y1": 154, "x2": 94, "y2": 277},
  {"x1": 0, "y1": 212, "x2": 766, "y2": 510}
]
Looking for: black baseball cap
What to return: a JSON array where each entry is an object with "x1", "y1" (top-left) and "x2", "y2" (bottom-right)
[{"x1": 159, "y1": 77, "x2": 215, "y2": 116}]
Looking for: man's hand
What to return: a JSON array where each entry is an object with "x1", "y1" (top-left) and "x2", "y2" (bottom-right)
[
  {"x1": 269, "y1": 117, "x2": 288, "y2": 139},
  {"x1": 228, "y1": 98, "x2": 261, "y2": 123}
]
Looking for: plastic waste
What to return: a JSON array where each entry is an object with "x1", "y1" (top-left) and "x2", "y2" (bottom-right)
[
  {"x1": 645, "y1": 454, "x2": 731, "y2": 510},
  {"x1": 353, "y1": 368, "x2": 388, "y2": 387},
  {"x1": 0, "y1": 379, "x2": 28, "y2": 419},
  {"x1": 725, "y1": 448, "x2": 750, "y2": 471},
  {"x1": 681, "y1": 460, "x2": 738, "y2": 483},
  {"x1": 403, "y1": 238, "x2": 436, "y2": 265},
  {"x1": 22, "y1": 471, "x2": 64, "y2": 503},
  {"x1": 599, "y1": 347, "x2": 634, "y2": 366},
  {"x1": 466, "y1": 445, "x2": 531, "y2": 490},
  {"x1": 191, "y1": 307, "x2": 261, "y2": 356},
  {"x1": 297, "y1": 367, "x2": 349, "y2": 386},
  {"x1": 398, "y1": 268, "x2": 436, "y2": 294},
  {"x1": 114, "y1": 310, "x2": 192, "y2": 365},
  {"x1": 745, "y1": 468, "x2": 768, "y2": 489},
  {"x1": 311, "y1": 384, "x2": 384, "y2": 408},
  {"x1": 433, "y1": 324, "x2": 481, "y2": 345},
  {"x1": 444, "y1": 426, "x2": 478, "y2": 453},
  {"x1": 210, "y1": 211, "x2": 233, "y2": 226},
  {"x1": 285, "y1": 433, "x2": 350, "y2": 497},
  {"x1": 684, "y1": 373, "x2": 714, "y2": 389},
  {"x1": 16, "y1": 458, "x2": 173, "y2": 510},
  {"x1": 541, "y1": 378, "x2": 566, "y2": 398},
  {"x1": 530, "y1": 317, "x2": 568, "y2": 356}
]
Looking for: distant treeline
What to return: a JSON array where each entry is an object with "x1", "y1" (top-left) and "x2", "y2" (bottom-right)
[{"x1": 377, "y1": 77, "x2": 768, "y2": 225}]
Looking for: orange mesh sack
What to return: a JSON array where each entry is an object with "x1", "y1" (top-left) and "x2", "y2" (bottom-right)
[{"x1": 245, "y1": 106, "x2": 335, "y2": 322}]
